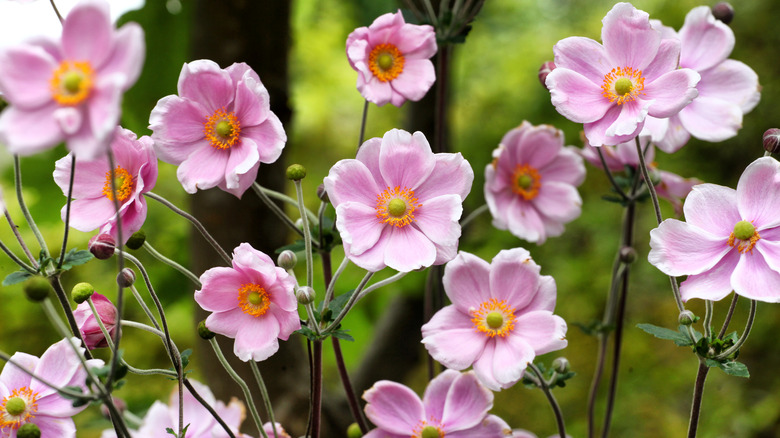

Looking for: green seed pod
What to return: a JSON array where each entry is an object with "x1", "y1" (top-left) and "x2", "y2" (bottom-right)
[
  {"x1": 23, "y1": 276, "x2": 51, "y2": 302},
  {"x1": 198, "y1": 320, "x2": 216, "y2": 340},
  {"x1": 125, "y1": 230, "x2": 146, "y2": 250},
  {"x1": 286, "y1": 164, "x2": 307, "y2": 181},
  {"x1": 72, "y1": 282, "x2": 95, "y2": 304}
]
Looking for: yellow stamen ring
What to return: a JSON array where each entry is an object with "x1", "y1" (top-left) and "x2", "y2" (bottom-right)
[
  {"x1": 204, "y1": 108, "x2": 241, "y2": 150},
  {"x1": 412, "y1": 419, "x2": 445, "y2": 438},
  {"x1": 375, "y1": 186, "x2": 421, "y2": 228},
  {"x1": 601, "y1": 66, "x2": 645, "y2": 105},
  {"x1": 511, "y1": 164, "x2": 542, "y2": 200},
  {"x1": 238, "y1": 284, "x2": 270, "y2": 317},
  {"x1": 368, "y1": 43, "x2": 405, "y2": 82},
  {"x1": 51, "y1": 60, "x2": 94, "y2": 106},
  {"x1": 0, "y1": 387, "x2": 39, "y2": 429},
  {"x1": 102, "y1": 166, "x2": 135, "y2": 202},
  {"x1": 471, "y1": 298, "x2": 516, "y2": 338}
]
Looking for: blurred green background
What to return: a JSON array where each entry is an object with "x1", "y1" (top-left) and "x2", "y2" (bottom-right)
[{"x1": 1, "y1": 0, "x2": 779, "y2": 437}]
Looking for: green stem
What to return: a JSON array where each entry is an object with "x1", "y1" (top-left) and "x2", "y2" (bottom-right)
[
  {"x1": 459, "y1": 204, "x2": 489, "y2": 228},
  {"x1": 48, "y1": 0, "x2": 64, "y2": 22},
  {"x1": 0, "y1": 238, "x2": 36, "y2": 273},
  {"x1": 358, "y1": 99, "x2": 369, "y2": 149},
  {"x1": 355, "y1": 271, "x2": 406, "y2": 301},
  {"x1": 143, "y1": 241, "x2": 200, "y2": 285},
  {"x1": 184, "y1": 379, "x2": 237, "y2": 438},
  {"x1": 323, "y1": 271, "x2": 374, "y2": 333},
  {"x1": 249, "y1": 361, "x2": 278, "y2": 438},
  {"x1": 529, "y1": 363, "x2": 567, "y2": 438},
  {"x1": 713, "y1": 299, "x2": 757, "y2": 360},
  {"x1": 14, "y1": 155, "x2": 50, "y2": 258},
  {"x1": 255, "y1": 183, "x2": 318, "y2": 224},
  {"x1": 294, "y1": 180, "x2": 314, "y2": 288},
  {"x1": 49, "y1": 276, "x2": 92, "y2": 358},
  {"x1": 4, "y1": 209, "x2": 37, "y2": 267},
  {"x1": 717, "y1": 294, "x2": 739, "y2": 340},
  {"x1": 324, "y1": 256, "x2": 349, "y2": 307},
  {"x1": 687, "y1": 361, "x2": 709, "y2": 438},
  {"x1": 703, "y1": 300, "x2": 714, "y2": 340},
  {"x1": 57, "y1": 154, "x2": 76, "y2": 269},
  {"x1": 251, "y1": 182, "x2": 311, "y2": 243}
]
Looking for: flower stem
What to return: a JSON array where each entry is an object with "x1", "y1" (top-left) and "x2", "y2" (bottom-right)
[
  {"x1": 57, "y1": 154, "x2": 76, "y2": 269},
  {"x1": 717, "y1": 294, "x2": 739, "y2": 339},
  {"x1": 459, "y1": 204, "x2": 489, "y2": 228},
  {"x1": 310, "y1": 339, "x2": 323, "y2": 438},
  {"x1": 703, "y1": 300, "x2": 714, "y2": 340},
  {"x1": 4, "y1": 209, "x2": 37, "y2": 268},
  {"x1": 49, "y1": 275, "x2": 92, "y2": 359},
  {"x1": 323, "y1": 271, "x2": 374, "y2": 333},
  {"x1": 595, "y1": 147, "x2": 629, "y2": 201},
  {"x1": 249, "y1": 361, "x2": 278, "y2": 438},
  {"x1": 687, "y1": 361, "x2": 710, "y2": 438},
  {"x1": 0, "y1": 238, "x2": 36, "y2": 273},
  {"x1": 48, "y1": 0, "x2": 64, "y2": 22},
  {"x1": 332, "y1": 337, "x2": 369, "y2": 432},
  {"x1": 251, "y1": 182, "x2": 312, "y2": 243},
  {"x1": 529, "y1": 363, "x2": 567, "y2": 438},
  {"x1": 294, "y1": 180, "x2": 314, "y2": 288},
  {"x1": 255, "y1": 183, "x2": 319, "y2": 224},
  {"x1": 143, "y1": 241, "x2": 201, "y2": 286},
  {"x1": 184, "y1": 378, "x2": 237, "y2": 438},
  {"x1": 713, "y1": 299, "x2": 757, "y2": 360},
  {"x1": 14, "y1": 155, "x2": 50, "y2": 259},
  {"x1": 358, "y1": 99, "x2": 369, "y2": 149}
]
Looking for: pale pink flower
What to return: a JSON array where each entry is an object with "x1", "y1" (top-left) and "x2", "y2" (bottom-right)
[
  {"x1": 73, "y1": 292, "x2": 118, "y2": 349},
  {"x1": 362, "y1": 370, "x2": 512, "y2": 438},
  {"x1": 346, "y1": 10, "x2": 437, "y2": 107},
  {"x1": 53, "y1": 126, "x2": 157, "y2": 245},
  {"x1": 149, "y1": 60, "x2": 286, "y2": 198},
  {"x1": 194, "y1": 243, "x2": 300, "y2": 362},
  {"x1": 263, "y1": 422, "x2": 291, "y2": 438},
  {"x1": 0, "y1": 0, "x2": 144, "y2": 157},
  {"x1": 649, "y1": 157, "x2": 780, "y2": 302},
  {"x1": 0, "y1": 338, "x2": 104, "y2": 437},
  {"x1": 485, "y1": 122, "x2": 585, "y2": 244},
  {"x1": 422, "y1": 249, "x2": 567, "y2": 391},
  {"x1": 324, "y1": 129, "x2": 473, "y2": 272},
  {"x1": 545, "y1": 2, "x2": 700, "y2": 146},
  {"x1": 644, "y1": 6, "x2": 760, "y2": 152}
]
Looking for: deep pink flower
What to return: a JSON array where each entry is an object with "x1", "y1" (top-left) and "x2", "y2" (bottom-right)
[
  {"x1": 485, "y1": 122, "x2": 585, "y2": 244},
  {"x1": 545, "y1": 2, "x2": 700, "y2": 146},
  {"x1": 346, "y1": 10, "x2": 437, "y2": 107},
  {"x1": 643, "y1": 6, "x2": 760, "y2": 152},
  {"x1": 73, "y1": 292, "x2": 117, "y2": 349},
  {"x1": 324, "y1": 129, "x2": 473, "y2": 272},
  {"x1": 149, "y1": 60, "x2": 286, "y2": 198},
  {"x1": 363, "y1": 370, "x2": 512, "y2": 438},
  {"x1": 649, "y1": 157, "x2": 780, "y2": 302},
  {"x1": 0, "y1": 338, "x2": 104, "y2": 437},
  {"x1": 0, "y1": 0, "x2": 144, "y2": 158},
  {"x1": 422, "y1": 249, "x2": 567, "y2": 391},
  {"x1": 194, "y1": 243, "x2": 300, "y2": 362},
  {"x1": 53, "y1": 126, "x2": 157, "y2": 245}
]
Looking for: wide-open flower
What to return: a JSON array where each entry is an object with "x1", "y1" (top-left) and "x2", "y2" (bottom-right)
[
  {"x1": 149, "y1": 60, "x2": 286, "y2": 198},
  {"x1": 73, "y1": 292, "x2": 117, "y2": 349},
  {"x1": 194, "y1": 243, "x2": 299, "y2": 362},
  {"x1": 324, "y1": 129, "x2": 473, "y2": 272},
  {"x1": 545, "y1": 2, "x2": 700, "y2": 146},
  {"x1": 0, "y1": 338, "x2": 103, "y2": 437},
  {"x1": 643, "y1": 6, "x2": 760, "y2": 152},
  {"x1": 485, "y1": 122, "x2": 585, "y2": 244},
  {"x1": 363, "y1": 369, "x2": 512, "y2": 437},
  {"x1": 649, "y1": 157, "x2": 780, "y2": 302},
  {"x1": 0, "y1": 0, "x2": 144, "y2": 157},
  {"x1": 422, "y1": 249, "x2": 567, "y2": 391},
  {"x1": 346, "y1": 10, "x2": 437, "y2": 107},
  {"x1": 53, "y1": 126, "x2": 157, "y2": 245}
]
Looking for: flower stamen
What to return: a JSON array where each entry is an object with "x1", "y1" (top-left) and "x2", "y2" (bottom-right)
[
  {"x1": 602, "y1": 67, "x2": 645, "y2": 105},
  {"x1": 368, "y1": 43, "x2": 405, "y2": 82},
  {"x1": 470, "y1": 298, "x2": 516, "y2": 338},
  {"x1": 375, "y1": 186, "x2": 421, "y2": 227},
  {"x1": 511, "y1": 164, "x2": 542, "y2": 200},
  {"x1": 412, "y1": 418, "x2": 445, "y2": 438},
  {"x1": 238, "y1": 284, "x2": 270, "y2": 317},
  {"x1": 728, "y1": 220, "x2": 760, "y2": 254},
  {"x1": 0, "y1": 387, "x2": 39, "y2": 429},
  {"x1": 102, "y1": 166, "x2": 135, "y2": 202},
  {"x1": 204, "y1": 108, "x2": 241, "y2": 150},
  {"x1": 51, "y1": 61, "x2": 94, "y2": 106}
]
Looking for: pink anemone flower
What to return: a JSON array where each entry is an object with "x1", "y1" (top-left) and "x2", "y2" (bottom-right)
[
  {"x1": 0, "y1": 338, "x2": 104, "y2": 438},
  {"x1": 149, "y1": 60, "x2": 286, "y2": 198},
  {"x1": 649, "y1": 157, "x2": 780, "y2": 302},
  {"x1": 545, "y1": 2, "x2": 700, "y2": 146},
  {"x1": 0, "y1": 0, "x2": 144, "y2": 158},
  {"x1": 643, "y1": 6, "x2": 760, "y2": 152},
  {"x1": 346, "y1": 10, "x2": 437, "y2": 107},
  {"x1": 422, "y1": 249, "x2": 567, "y2": 391},
  {"x1": 324, "y1": 129, "x2": 473, "y2": 272},
  {"x1": 362, "y1": 370, "x2": 512, "y2": 438},
  {"x1": 485, "y1": 122, "x2": 585, "y2": 244},
  {"x1": 263, "y1": 422, "x2": 291, "y2": 438},
  {"x1": 53, "y1": 126, "x2": 157, "y2": 245},
  {"x1": 194, "y1": 243, "x2": 300, "y2": 362},
  {"x1": 73, "y1": 292, "x2": 118, "y2": 349}
]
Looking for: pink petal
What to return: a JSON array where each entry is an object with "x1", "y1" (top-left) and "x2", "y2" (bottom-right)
[
  {"x1": 513, "y1": 311, "x2": 567, "y2": 355},
  {"x1": 149, "y1": 95, "x2": 209, "y2": 163},
  {"x1": 471, "y1": 341, "x2": 501, "y2": 391},
  {"x1": 414, "y1": 152, "x2": 473, "y2": 201},
  {"x1": 521, "y1": 275, "x2": 557, "y2": 313},
  {"x1": 177, "y1": 145, "x2": 230, "y2": 193},
  {"x1": 492, "y1": 334, "x2": 535, "y2": 388},
  {"x1": 223, "y1": 140, "x2": 260, "y2": 192},
  {"x1": 539, "y1": 147, "x2": 585, "y2": 186},
  {"x1": 547, "y1": 68, "x2": 612, "y2": 124},
  {"x1": 679, "y1": 6, "x2": 734, "y2": 71},
  {"x1": 355, "y1": 137, "x2": 383, "y2": 177},
  {"x1": 195, "y1": 267, "x2": 246, "y2": 312},
  {"x1": 448, "y1": 415, "x2": 512, "y2": 438},
  {"x1": 358, "y1": 75, "x2": 393, "y2": 106},
  {"x1": 241, "y1": 113, "x2": 286, "y2": 164},
  {"x1": 178, "y1": 60, "x2": 234, "y2": 112},
  {"x1": 653, "y1": 115, "x2": 691, "y2": 154},
  {"x1": 648, "y1": 219, "x2": 731, "y2": 277},
  {"x1": 644, "y1": 68, "x2": 701, "y2": 118},
  {"x1": 29, "y1": 415, "x2": 76, "y2": 438},
  {"x1": 505, "y1": 197, "x2": 546, "y2": 243},
  {"x1": 678, "y1": 97, "x2": 742, "y2": 142},
  {"x1": 61, "y1": 0, "x2": 112, "y2": 66},
  {"x1": 731, "y1": 251, "x2": 780, "y2": 302},
  {"x1": 640, "y1": 39, "x2": 682, "y2": 82},
  {"x1": 34, "y1": 339, "x2": 83, "y2": 397},
  {"x1": 442, "y1": 251, "x2": 493, "y2": 311},
  {"x1": 422, "y1": 369, "x2": 459, "y2": 421},
  {"x1": 389, "y1": 59, "x2": 435, "y2": 103},
  {"x1": 414, "y1": 194, "x2": 462, "y2": 247},
  {"x1": 53, "y1": 107, "x2": 83, "y2": 136},
  {"x1": 393, "y1": 22, "x2": 436, "y2": 57},
  {"x1": 583, "y1": 102, "x2": 645, "y2": 147},
  {"x1": 440, "y1": 372, "x2": 493, "y2": 431},
  {"x1": 344, "y1": 228, "x2": 390, "y2": 272},
  {"x1": 269, "y1": 302, "x2": 301, "y2": 339},
  {"x1": 335, "y1": 202, "x2": 384, "y2": 256},
  {"x1": 601, "y1": 3, "x2": 659, "y2": 70},
  {"x1": 512, "y1": 123, "x2": 565, "y2": 169},
  {"x1": 489, "y1": 248, "x2": 541, "y2": 310},
  {"x1": 533, "y1": 181, "x2": 582, "y2": 222},
  {"x1": 383, "y1": 225, "x2": 436, "y2": 272},
  {"x1": 0, "y1": 105, "x2": 63, "y2": 155},
  {"x1": 378, "y1": 130, "x2": 435, "y2": 190},
  {"x1": 0, "y1": 353, "x2": 36, "y2": 392},
  {"x1": 421, "y1": 306, "x2": 487, "y2": 370},
  {"x1": 204, "y1": 307, "x2": 246, "y2": 338},
  {"x1": 363, "y1": 381, "x2": 424, "y2": 434},
  {"x1": 697, "y1": 60, "x2": 760, "y2": 113},
  {"x1": 67, "y1": 197, "x2": 116, "y2": 231},
  {"x1": 233, "y1": 315, "x2": 280, "y2": 362},
  {"x1": 324, "y1": 159, "x2": 381, "y2": 207},
  {"x1": 737, "y1": 157, "x2": 780, "y2": 229},
  {"x1": 0, "y1": 45, "x2": 57, "y2": 109},
  {"x1": 88, "y1": 79, "x2": 125, "y2": 150},
  {"x1": 552, "y1": 36, "x2": 610, "y2": 85},
  {"x1": 683, "y1": 184, "x2": 739, "y2": 235},
  {"x1": 98, "y1": 22, "x2": 145, "y2": 88},
  {"x1": 55, "y1": 153, "x2": 109, "y2": 199},
  {"x1": 218, "y1": 161, "x2": 259, "y2": 198},
  {"x1": 233, "y1": 73, "x2": 269, "y2": 126}
]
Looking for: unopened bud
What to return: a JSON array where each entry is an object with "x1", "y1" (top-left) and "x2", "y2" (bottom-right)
[
  {"x1": 539, "y1": 61, "x2": 556, "y2": 90},
  {"x1": 678, "y1": 310, "x2": 696, "y2": 326},
  {"x1": 619, "y1": 246, "x2": 637, "y2": 264},
  {"x1": 317, "y1": 184, "x2": 330, "y2": 203},
  {"x1": 552, "y1": 357, "x2": 570, "y2": 374},
  {"x1": 116, "y1": 268, "x2": 136, "y2": 288},
  {"x1": 100, "y1": 397, "x2": 127, "y2": 420},
  {"x1": 711, "y1": 2, "x2": 734, "y2": 24},
  {"x1": 296, "y1": 286, "x2": 316, "y2": 305},
  {"x1": 72, "y1": 282, "x2": 95, "y2": 304},
  {"x1": 125, "y1": 230, "x2": 146, "y2": 250},
  {"x1": 763, "y1": 128, "x2": 780, "y2": 154},
  {"x1": 277, "y1": 250, "x2": 297, "y2": 270},
  {"x1": 347, "y1": 423, "x2": 363, "y2": 438},
  {"x1": 286, "y1": 164, "x2": 307, "y2": 181},
  {"x1": 23, "y1": 276, "x2": 51, "y2": 302},
  {"x1": 198, "y1": 320, "x2": 216, "y2": 340},
  {"x1": 16, "y1": 423, "x2": 41, "y2": 438},
  {"x1": 89, "y1": 234, "x2": 115, "y2": 260}
]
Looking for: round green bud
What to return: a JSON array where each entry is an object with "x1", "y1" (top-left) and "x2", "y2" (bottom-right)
[
  {"x1": 72, "y1": 282, "x2": 95, "y2": 304},
  {"x1": 296, "y1": 286, "x2": 316, "y2": 305},
  {"x1": 678, "y1": 310, "x2": 696, "y2": 326},
  {"x1": 198, "y1": 320, "x2": 216, "y2": 340},
  {"x1": 277, "y1": 250, "x2": 298, "y2": 270},
  {"x1": 125, "y1": 230, "x2": 146, "y2": 250},
  {"x1": 23, "y1": 276, "x2": 51, "y2": 302},
  {"x1": 619, "y1": 246, "x2": 637, "y2": 264},
  {"x1": 552, "y1": 357, "x2": 570, "y2": 374},
  {"x1": 116, "y1": 268, "x2": 136, "y2": 288},
  {"x1": 286, "y1": 164, "x2": 307, "y2": 181},
  {"x1": 346, "y1": 423, "x2": 363, "y2": 438},
  {"x1": 733, "y1": 220, "x2": 755, "y2": 241},
  {"x1": 17, "y1": 423, "x2": 41, "y2": 438}
]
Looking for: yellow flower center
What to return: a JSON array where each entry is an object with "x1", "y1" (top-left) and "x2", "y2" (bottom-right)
[
  {"x1": 728, "y1": 220, "x2": 760, "y2": 254},
  {"x1": 511, "y1": 164, "x2": 542, "y2": 200},
  {"x1": 375, "y1": 186, "x2": 421, "y2": 228},
  {"x1": 237, "y1": 284, "x2": 270, "y2": 317},
  {"x1": 50, "y1": 60, "x2": 94, "y2": 106},
  {"x1": 0, "y1": 387, "x2": 38, "y2": 430},
  {"x1": 204, "y1": 108, "x2": 241, "y2": 150},
  {"x1": 602, "y1": 67, "x2": 645, "y2": 105},
  {"x1": 471, "y1": 298, "x2": 516, "y2": 338},
  {"x1": 368, "y1": 43, "x2": 405, "y2": 82},
  {"x1": 102, "y1": 166, "x2": 135, "y2": 202},
  {"x1": 412, "y1": 419, "x2": 445, "y2": 438}
]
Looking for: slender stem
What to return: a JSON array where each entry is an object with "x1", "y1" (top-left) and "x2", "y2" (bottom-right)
[
  {"x1": 356, "y1": 271, "x2": 406, "y2": 301},
  {"x1": 57, "y1": 154, "x2": 77, "y2": 269},
  {"x1": 703, "y1": 300, "x2": 714, "y2": 340},
  {"x1": 459, "y1": 204, "x2": 489, "y2": 228},
  {"x1": 4, "y1": 209, "x2": 37, "y2": 267},
  {"x1": 717, "y1": 295, "x2": 739, "y2": 340},
  {"x1": 251, "y1": 183, "x2": 311, "y2": 242},
  {"x1": 256, "y1": 184, "x2": 319, "y2": 224},
  {"x1": 713, "y1": 299, "x2": 757, "y2": 360},
  {"x1": 358, "y1": 99, "x2": 369, "y2": 149},
  {"x1": 294, "y1": 180, "x2": 314, "y2": 288},
  {"x1": 14, "y1": 155, "x2": 50, "y2": 258},
  {"x1": 311, "y1": 339, "x2": 323, "y2": 438},
  {"x1": 146, "y1": 191, "x2": 232, "y2": 265},
  {"x1": 332, "y1": 337, "x2": 369, "y2": 432},
  {"x1": 529, "y1": 363, "x2": 567, "y2": 438},
  {"x1": 48, "y1": 0, "x2": 64, "y2": 22},
  {"x1": 602, "y1": 262, "x2": 631, "y2": 438},
  {"x1": 421, "y1": 0, "x2": 439, "y2": 25},
  {"x1": 143, "y1": 241, "x2": 201, "y2": 285},
  {"x1": 687, "y1": 361, "x2": 710, "y2": 438},
  {"x1": 249, "y1": 361, "x2": 278, "y2": 438},
  {"x1": 0, "y1": 239, "x2": 36, "y2": 273},
  {"x1": 49, "y1": 276, "x2": 92, "y2": 359},
  {"x1": 105, "y1": 150, "x2": 126, "y2": 395},
  {"x1": 324, "y1": 256, "x2": 349, "y2": 307},
  {"x1": 184, "y1": 379, "x2": 237, "y2": 438},
  {"x1": 595, "y1": 147, "x2": 628, "y2": 201},
  {"x1": 324, "y1": 272, "x2": 374, "y2": 333}
]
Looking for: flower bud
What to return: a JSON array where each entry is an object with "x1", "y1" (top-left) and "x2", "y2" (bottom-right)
[
  {"x1": 23, "y1": 276, "x2": 51, "y2": 302},
  {"x1": 552, "y1": 357, "x2": 570, "y2": 374},
  {"x1": 73, "y1": 292, "x2": 118, "y2": 349},
  {"x1": 763, "y1": 128, "x2": 780, "y2": 154},
  {"x1": 296, "y1": 286, "x2": 316, "y2": 305},
  {"x1": 88, "y1": 233, "x2": 115, "y2": 260},
  {"x1": 619, "y1": 246, "x2": 637, "y2": 264},
  {"x1": 347, "y1": 423, "x2": 363, "y2": 438},
  {"x1": 711, "y1": 2, "x2": 734, "y2": 24},
  {"x1": 72, "y1": 282, "x2": 95, "y2": 304},
  {"x1": 100, "y1": 397, "x2": 127, "y2": 420},
  {"x1": 286, "y1": 164, "x2": 307, "y2": 181},
  {"x1": 277, "y1": 250, "x2": 297, "y2": 270},
  {"x1": 538, "y1": 61, "x2": 556, "y2": 90},
  {"x1": 678, "y1": 310, "x2": 696, "y2": 326},
  {"x1": 116, "y1": 268, "x2": 136, "y2": 288},
  {"x1": 317, "y1": 184, "x2": 330, "y2": 203},
  {"x1": 198, "y1": 320, "x2": 216, "y2": 340},
  {"x1": 125, "y1": 230, "x2": 146, "y2": 250},
  {"x1": 16, "y1": 423, "x2": 41, "y2": 438}
]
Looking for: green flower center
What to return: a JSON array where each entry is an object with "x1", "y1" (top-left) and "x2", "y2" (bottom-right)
[
  {"x1": 517, "y1": 174, "x2": 533, "y2": 189},
  {"x1": 377, "y1": 53, "x2": 394, "y2": 71},
  {"x1": 248, "y1": 291, "x2": 265, "y2": 306},
  {"x1": 614, "y1": 77, "x2": 633, "y2": 96},
  {"x1": 216, "y1": 120, "x2": 233, "y2": 138},
  {"x1": 733, "y1": 220, "x2": 755, "y2": 241},
  {"x1": 421, "y1": 426, "x2": 442, "y2": 438},
  {"x1": 63, "y1": 71, "x2": 83, "y2": 94},
  {"x1": 486, "y1": 311, "x2": 504, "y2": 329},
  {"x1": 5, "y1": 397, "x2": 26, "y2": 416},
  {"x1": 387, "y1": 198, "x2": 407, "y2": 217}
]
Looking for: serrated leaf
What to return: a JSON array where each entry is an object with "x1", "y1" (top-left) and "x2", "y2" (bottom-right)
[
  {"x1": 636, "y1": 323, "x2": 693, "y2": 346},
  {"x1": 180, "y1": 349, "x2": 193, "y2": 369},
  {"x1": 61, "y1": 248, "x2": 93, "y2": 270},
  {"x1": 331, "y1": 329, "x2": 354, "y2": 342},
  {"x1": 704, "y1": 359, "x2": 749, "y2": 378},
  {"x1": 2, "y1": 270, "x2": 34, "y2": 286},
  {"x1": 294, "y1": 326, "x2": 319, "y2": 341},
  {"x1": 326, "y1": 289, "x2": 355, "y2": 318}
]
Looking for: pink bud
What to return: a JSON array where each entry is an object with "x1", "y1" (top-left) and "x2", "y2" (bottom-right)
[
  {"x1": 539, "y1": 61, "x2": 556, "y2": 90},
  {"x1": 89, "y1": 234, "x2": 116, "y2": 260},
  {"x1": 73, "y1": 293, "x2": 118, "y2": 349}
]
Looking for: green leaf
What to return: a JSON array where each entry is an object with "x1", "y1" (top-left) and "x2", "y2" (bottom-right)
[
  {"x1": 636, "y1": 323, "x2": 693, "y2": 347},
  {"x1": 180, "y1": 348, "x2": 193, "y2": 369},
  {"x1": 275, "y1": 240, "x2": 305, "y2": 254},
  {"x1": 295, "y1": 326, "x2": 319, "y2": 341},
  {"x1": 325, "y1": 289, "x2": 356, "y2": 319},
  {"x1": 60, "y1": 249, "x2": 93, "y2": 270},
  {"x1": 331, "y1": 329, "x2": 354, "y2": 342},
  {"x1": 2, "y1": 270, "x2": 34, "y2": 286},
  {"x1": 704, "y1": 359, "x2": 750, "y2": 378}
]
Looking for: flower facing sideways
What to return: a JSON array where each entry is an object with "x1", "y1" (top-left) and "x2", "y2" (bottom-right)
[
  {"x1": 194, "y1": 243, "x2": 300, "y2": 362},
  {"x1": 649, "y1": 157, "x2": 780, "y2": 302},
  {"x1": 485, "y1": 122, "x2": 585, "y2": 244},
  {"x1": 422, "y1": 248, "x2": 567, "y2": 391},
  {"x1": 324, "y1": 129, "x2": 473, "y2": 272},
  {"x1": 346, "y1": 10, "x2": 437, "y2": 107},
  {"x1": 73, "y1": 292, "x2": 118, "y2": 349}
]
